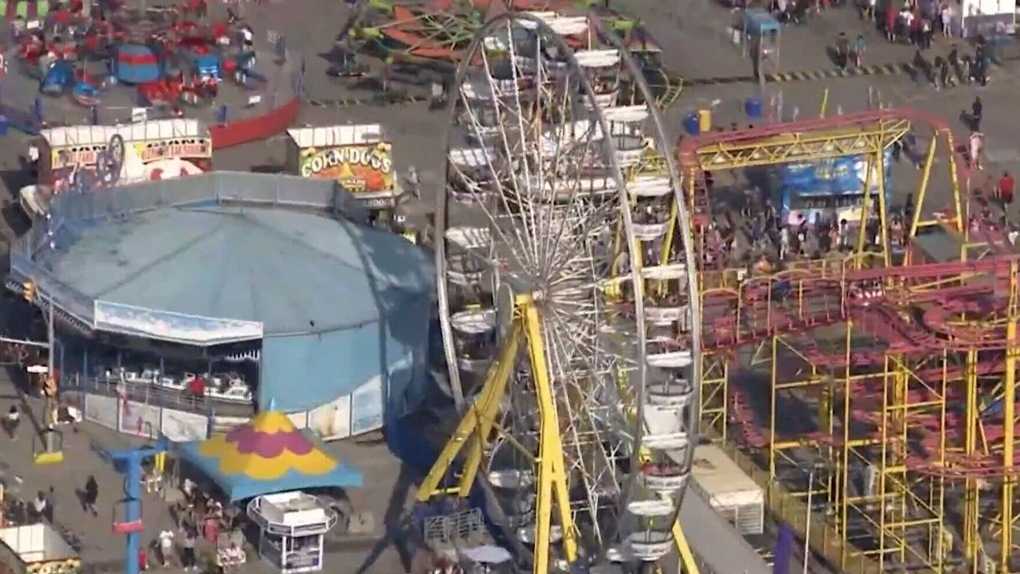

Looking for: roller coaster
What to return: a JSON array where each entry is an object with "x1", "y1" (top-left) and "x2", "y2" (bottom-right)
[{"x1": 686, "y1": 106, "x2": 1020, "y2": 573}]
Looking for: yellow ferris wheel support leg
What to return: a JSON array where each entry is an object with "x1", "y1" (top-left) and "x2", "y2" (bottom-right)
[
  {"x1": 415, "y1": 328, "x2": 521, "y2": 502},
  {"x1": 522, "y1": 298, "x2": 578, "y2": 570},
  {"x1": 414, "y1": 296, "x2": 578, "y2": 573},
  {"x1": 672, "y1": 521, "x2": 701, "y2": 574}
]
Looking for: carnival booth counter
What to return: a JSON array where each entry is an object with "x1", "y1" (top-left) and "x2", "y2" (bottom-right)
[{"x1": 178, "y1": 411, "x2": 361, "y2": 573}]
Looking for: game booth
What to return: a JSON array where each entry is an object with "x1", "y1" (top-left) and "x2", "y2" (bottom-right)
[
  {"x1": 286, "y1": 124, "x2": 399, "y2": 214},
  {"x1": 20, "y1": 120, "x2": 212, "y2": 218},
  {"x1": 177, "y1": 411, "x2": 361, "y2": 573}
]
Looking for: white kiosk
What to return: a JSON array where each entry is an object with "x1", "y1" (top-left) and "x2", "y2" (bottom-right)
[{"x1": 247, "y1": 491, "x2": 338, "y2": 573}]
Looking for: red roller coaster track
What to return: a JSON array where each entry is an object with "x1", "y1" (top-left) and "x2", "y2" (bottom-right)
[{"x1": 681, "y1": 107, "x2": 1020, "y2": 481}]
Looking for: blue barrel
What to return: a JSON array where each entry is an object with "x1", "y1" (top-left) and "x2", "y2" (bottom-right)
[
  {"x1": 0, "y1": 115, "x2": 8, "y2": 137},
  {"x1": 745, "y1": 96, "x2": 763, "y2": 120},
  {"x1": 682, "y1": 112, "x2": 700, "y2": 136}
]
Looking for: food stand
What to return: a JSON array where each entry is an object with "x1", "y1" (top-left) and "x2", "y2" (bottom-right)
[
  {"x1": 285, "y1": 125, "x2": 398, "y2": 215},
  {"x1": 36, "y1": 119, "x2": 213, "y2": 191},
  {"x1": 0, "y1": 523, "x2": 81, "y2": 574},
  {"x1": 247, "y1": 491, "x2": 337, "y2": 574}
]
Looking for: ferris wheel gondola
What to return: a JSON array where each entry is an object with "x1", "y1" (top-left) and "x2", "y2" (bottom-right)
[{"x1": 419, "y1": 11, "x2": 701, "y2": 573}]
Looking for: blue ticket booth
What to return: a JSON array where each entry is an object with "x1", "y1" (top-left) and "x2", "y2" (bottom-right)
[{"x1": 742, "y1": 8, "x2": 782, "y2": 68}]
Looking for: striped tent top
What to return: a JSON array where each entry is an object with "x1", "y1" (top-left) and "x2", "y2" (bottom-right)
[{"x1": 1, "y1": 0, "x2": 52, "y2": 20}]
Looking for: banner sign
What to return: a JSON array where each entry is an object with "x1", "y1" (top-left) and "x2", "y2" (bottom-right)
[
  {"x1": 780, "y1": 151, "x2": 893, "y2": 197},
  {"x1": 161, "y1": 408, "x2": 209, "y2": 441},
  {"x1": 93, "y1": 300, "x2": 263, "y2": 345},
  {"x1": 84, "y1": 394, "x2": 118, "y2": 430},
  {"x1": 350, "y1": 376, "x2": 383, "y2": 436},
  {"x1": 308, "y1": 395, "x2": 351, "y2": 441},
  {"x1": 298, "y1": 142, "x2": 394, "y2": 194}
]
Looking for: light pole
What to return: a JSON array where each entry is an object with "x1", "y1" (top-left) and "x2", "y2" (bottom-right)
[{"x1": 803, "y1": 462, "x2": 826, "y2": 574}]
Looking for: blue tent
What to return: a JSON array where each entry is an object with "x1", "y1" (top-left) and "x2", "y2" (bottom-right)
[
  {"x1": 178, "y1": 411, "x2": 363, "y2": 501},
  {"x1": 113, "y1": 44, "x2": 160, "y2": 84}
]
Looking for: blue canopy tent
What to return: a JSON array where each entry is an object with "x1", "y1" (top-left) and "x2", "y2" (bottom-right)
[
  {"x1": 742, "y1": 8, "x2": 781, "y2": 67},
  {"x1": 178, "y1": 411, "x2": 363, "y2": 501},
  {"x1": 113, "y1": 43, "x2": 160, "y2": 85}
]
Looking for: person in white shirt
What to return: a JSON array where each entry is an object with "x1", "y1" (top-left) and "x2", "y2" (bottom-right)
[
  {"x1": 26, "y1": 144, "x2": 40, "y2": 177},
  {"x1": 240, "y1": 25, "x2": 254, "y2": 49},
  {"x1": 158, "y1": 530, "x2": 175, "y2": 567},
  {"x1": 969, "y1": 132, "x2": 984, "y2": 170},
  {"x1": 31, "y1": 491, "x2": 47, "y2": 523},
  {"x1": 6, "y1": 405, "x2": 20, "y2": 440}
]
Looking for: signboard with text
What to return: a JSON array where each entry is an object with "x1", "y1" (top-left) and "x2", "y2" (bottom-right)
[{"x1": 297, "y1": 142, "x2": 394, "y2": 195}]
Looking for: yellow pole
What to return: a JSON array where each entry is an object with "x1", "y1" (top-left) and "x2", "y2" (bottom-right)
[
  {"x1": 672, "y1": 521, "x2": 701, "y2": 574},
  {"x1": 909, "y1": 139, "x2": 938, "y2": 240},
  {"x1": 523, "y1": 298, "x2": 578, "y2": 569},
  {"x1": 819, "y1": 88, "x2": 829, "y2": 118},
  {"x1": 854, "y1": 154, "x2": 876, "y2": 264},
  {"x1": 1001, "y1": 261, "x2": 1018, "y2": 572},
  {"x1": 963, "y1": 349, "x2": 980, "y2": 561},
  {"x1": 456, "y1": 329, "x2": 522, "y2": 496},
  {"x1": 874, "y1": 149, "x2": 891, "y2": 267}
]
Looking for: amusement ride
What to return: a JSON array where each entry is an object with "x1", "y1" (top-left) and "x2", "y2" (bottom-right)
[
  {"x1": 416, "y1": 10, "x2": 701, "y2": 573},
  {"x1": 336, "y1": 0, "x2": 684, "y2": 109},
  {"x1": 681, "y1": 102, "x2": 1020, "y2": 571}
]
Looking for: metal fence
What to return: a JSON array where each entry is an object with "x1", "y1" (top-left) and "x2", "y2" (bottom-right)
[
  {"x1": 64, "y1": 372, "x2": 255, "y2": 417},
  {"x1": 0, "y1": 23, "x2": 301, "y2": 134}
]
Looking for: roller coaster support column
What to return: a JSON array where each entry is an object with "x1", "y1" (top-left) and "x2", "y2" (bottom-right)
[
  {"x1": 963, "y1": 349, "x2": 981, "y2": 564},
  {"x1": 1001, "y1": 260, "x2": 1018, "y2": 573},
  {"x1": 107, "y1": 439, "x2": 170, "y2": 574}
]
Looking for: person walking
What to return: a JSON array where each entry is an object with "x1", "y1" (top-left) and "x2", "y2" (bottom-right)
[
  {"x1": 180, "y1": 528, "x2": 198, "y2": 571},
  {"x1": 158, "y1": 529, "x2": 175, "y2": 568},
  {"x1": 855, "y1": 34, "x2": 866, "y2": 67},
  {"x1": 971, "y1": 97, "x2": 983, "y2": 131},
  {"x1": 6, "y1": 405, "x2": 20, "y2": 440},
  {"x1": 998, "y1": 171, "x2": 1015, "y2": 208},
  {"x1": 82, "y1": 475, "x2": 98, "y2": 516}
]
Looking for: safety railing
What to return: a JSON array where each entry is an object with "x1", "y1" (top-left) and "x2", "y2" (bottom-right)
[{"x1": 63, "y1": 372, "x2": 255, "y2": 416}]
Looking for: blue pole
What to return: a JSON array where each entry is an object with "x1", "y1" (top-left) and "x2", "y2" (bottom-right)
[
  {"x1": 218, "y1": 105, "x2": 227, "y2": 125},
  {"x1": 34, "y1": 97, "x2": 42, "y2": 122},
  {"x1": 91, "y1": 105, "x2": 99, "y2": 125},
  {"x1": 112, "y1": 446, "x2": 162, "y2": 574},
  {"x1": 773, "y1": 522, "x2": 793, "y2": 574}
]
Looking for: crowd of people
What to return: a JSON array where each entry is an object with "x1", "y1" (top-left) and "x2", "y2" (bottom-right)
[{"x1": 699, "y1": 173, "x2": 915, "y2": 273}]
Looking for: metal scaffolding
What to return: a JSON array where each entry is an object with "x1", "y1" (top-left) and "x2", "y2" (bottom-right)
[{"x1": 678, "y1": 107, "x2": 1020, "y2": 573}]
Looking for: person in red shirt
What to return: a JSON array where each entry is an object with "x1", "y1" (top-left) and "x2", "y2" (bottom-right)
[
  {"x1": 138, "y1": 547, "x2": 148, "y2": 571},
  {"x1": 886, "y1": 6, "x2": 897, "y2": 41},
  {"x1": 998, "y1": 171, "x2": 1015, "y2": 207}
]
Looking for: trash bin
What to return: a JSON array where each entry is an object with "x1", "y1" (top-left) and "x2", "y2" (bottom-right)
[
  {"x1": 682, "y1": 112, "x2": 699, "y2": 136},
  {"x1": 697, "y1": 108, "x2": 712, "y2": 133},
  {"x1": 745, "y1": 97, "x2": 763, "y2": 120}
]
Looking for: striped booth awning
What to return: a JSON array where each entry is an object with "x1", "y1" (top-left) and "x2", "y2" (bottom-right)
[{"x1": 1, "y1": 0, "x2": 52, "y2": 21}]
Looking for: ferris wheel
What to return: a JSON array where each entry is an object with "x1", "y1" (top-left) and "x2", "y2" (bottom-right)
[{"x1": 419, "y1": 11, "x2": 702, "y2": 573}]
